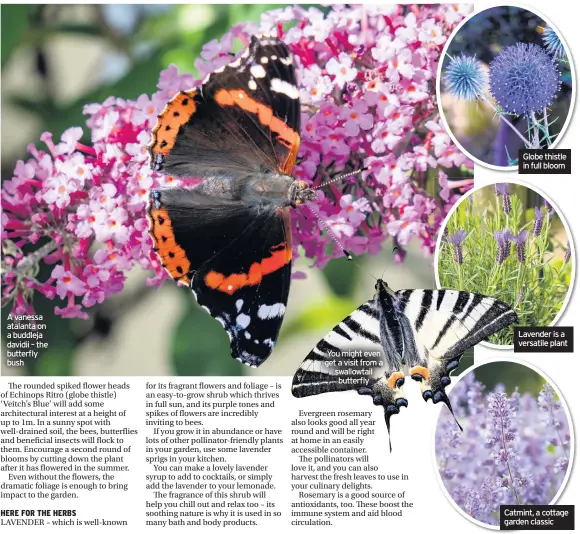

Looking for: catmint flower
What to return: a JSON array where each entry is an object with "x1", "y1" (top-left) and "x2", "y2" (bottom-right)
[
  {"x1": 443, "y1": 54, "x2": 488, "y2": 101},
  {"x1": 510, "y1": 230, "x2": 528, "y2": 263},
  {"x1": 541, "y1": 26, "x2": 566, "y2": 59},
  {"x1": 449, "y1": 230, "x2": 467, "y2": 265},
  {"x1": 436, "y1": 377, "x2": 571, "y2": 526},
  {"x1": 533, "y1": 206, "x2": 545, "y2": 236},
  {"x1": 490, "y1": 42, "x2": 561, "y2": 115}
]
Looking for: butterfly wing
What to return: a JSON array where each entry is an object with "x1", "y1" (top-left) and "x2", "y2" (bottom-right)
[
  {"x1": 147, "y1": 186, "x2": 292, "y2": 367},
  {"x1": 394, "y1": 289, "x2": 517, "y2": 419},
  {"x1": 148, "y1": 35, "x2": 300, "y2": 178},
  {"x1": 291, "y1": 299, "x2": 408, "y2": 449}
]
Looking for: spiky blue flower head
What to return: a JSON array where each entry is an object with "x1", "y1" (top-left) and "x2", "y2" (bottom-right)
[
  {"x1": 443, "y1": 55, "x2": 488, "y2": 101},
  {"x1": 490, "y1": 42, "x2": 561, "y2": 115},
  {"x1": 541, "y1": 26, "x2": 566, "y2": 59}
]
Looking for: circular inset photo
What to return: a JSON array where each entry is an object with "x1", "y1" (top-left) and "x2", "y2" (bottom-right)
[
  {"x1": 437, "y1": 5, "x2": 574, "y2": 169},
  {"x1": 434, "y1": 361, "x2": 573, "y2": 528},
  {"x1": 435, "y1": 182, "x2": 573, "y2": 347}
]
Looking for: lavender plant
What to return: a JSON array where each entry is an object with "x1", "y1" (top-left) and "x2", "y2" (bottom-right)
[
  {"x1": 441, "y1": 7, "x2": 571, "y2": 167},
  {"x1": 436, "y1": 372, "x2": 571, "y2": 526},
  {"x1": 438, "y1": 183, "x2": 572, "y2": 346}
]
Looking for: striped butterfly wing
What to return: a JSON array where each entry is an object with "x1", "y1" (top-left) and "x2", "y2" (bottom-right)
[
  {"x1": 394, "y1": 289, "x2": 517, "y2": 419},
  {"x1": 291, "y1": 298, "x2": 408, "y2": 449}
]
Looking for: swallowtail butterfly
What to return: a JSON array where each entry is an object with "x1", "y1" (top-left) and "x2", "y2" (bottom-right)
[{"x1": 291, "y1": 279, "x2": 517, "y2": 450}]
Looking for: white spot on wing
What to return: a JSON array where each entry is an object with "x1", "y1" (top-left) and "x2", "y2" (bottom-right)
[
  {"x1": 271, "y1": 55, "x2": 277, "y2": 60},
  {"x1": 270, "y1": 78, "x2": 299, "y2": 99},
  {"x1": 260, "y1": 56, "x2": 269, "y2": 64},
  {"x1": 258, "y1": 303, "x2": 286, "y2": 320},
  {"x1": 230, "y1": 57, "x2": 242, "y2": 68},
  {"x1": 263, "y1": 338, "x2": 275, "y2": 348},
  {"x1": 214, "y1": 65, "x2": 226, "y2": 74},
  {"x1": 236, "y1": 314, "x2": 251, "y2": 328},
  {"x1": 244, "y1": 332, "x2": 251, "y2": 340},
  {"x1": 280, "y1": 56, "x2": 293, "y2": 66},
  {"x1": 250, "y1": 64, "x2": 267, "y2": 78},
  {"x1": 236, "y1": 299, "x2": 244, "y2": 311},
  {"x1": 248, "y1": 79, "x2": 257, "y2": 90}
]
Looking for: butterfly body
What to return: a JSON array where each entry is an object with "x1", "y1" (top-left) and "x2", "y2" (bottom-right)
[
  {"x1": 292, "y1": 280, "x2": 518, "y2": 448},
  {"x1": 147, "y1": 35, "x2": 314, "y2": 367}
]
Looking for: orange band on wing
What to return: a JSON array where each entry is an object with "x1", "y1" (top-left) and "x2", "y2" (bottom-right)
[
  {"x1": 386, "y1": 371, "x2": 405, "y2": 390},
  {"x1": 410, "y1": 366, "x2": 430, "y2": 381},
  {"x1": 204, "y1": 243, "x2": 292, "y2": 295},
  {"x1": 147, "y1": 208, "x2": 191, "y2": 284},
  {"x1": 148, "y1": 90, "x2": 197, "y2": 157},
  {"x1": 214, "y1": 89, "x2": 300, "y2": 174}
]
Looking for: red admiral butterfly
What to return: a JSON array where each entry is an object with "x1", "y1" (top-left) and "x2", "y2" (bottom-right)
[{"x1": 147, "y1": 35, "x2": 315, "y2": 367}]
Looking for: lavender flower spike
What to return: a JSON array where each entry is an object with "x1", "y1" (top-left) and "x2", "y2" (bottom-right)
[
  {"x1": 510, "y1": 230, "x2": 528, "y2": 263},
  {"x1": 494, "y1": 183, "x2": 511, "y2": 214},
  {"x1": 533, "y1": 207, "x2": 545, "y2": 236},
  {"x1": 449, "y1": 230, "x2": 467, "y2": 265},
  {"x1": 564, "y1": 242, "x2": 571, "y2": 264}
]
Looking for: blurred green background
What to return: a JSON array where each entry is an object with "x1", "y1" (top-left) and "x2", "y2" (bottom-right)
[
  {"x1": 1, "y1": 4, "x2": 451, "y2": 377},
  {"x1": 473, "y1": 361, "x2": 546, "y2": 395}
]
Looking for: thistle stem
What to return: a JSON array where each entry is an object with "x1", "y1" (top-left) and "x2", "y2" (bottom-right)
[{"x1": 481, "y1": 95, "x2": 536, "y2": 149}]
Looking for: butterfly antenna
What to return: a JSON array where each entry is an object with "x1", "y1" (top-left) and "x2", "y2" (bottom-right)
[
  {"x1": 306, "y1": 204, "x2": 377, "y2": 282},
  {"x1": 313, "y1": 166, "x2": 369, "y2": 191},
  {"x1": 379, "y1": 245, "x2": 400, "y2": 281}
]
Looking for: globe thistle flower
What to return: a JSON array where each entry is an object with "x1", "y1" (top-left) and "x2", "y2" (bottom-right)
[
  {"x1": 449, "y1": 229, "x2": 467, "y2": 265},
  {"x1": 510, "y1": 230, "x2": 528, "y2": 263},
  {"x1": 541, "y1": 26, "x2": 566, "y2": 60},
  {"x1": 443, "y1": 54, "x2": 488, "y2": 101},
  {"x1": 533, "y1": 206, "x2": 545, "y2": 236},
  {"x1": 490, "y1": 42, "x2": 561, "y2": 115}
]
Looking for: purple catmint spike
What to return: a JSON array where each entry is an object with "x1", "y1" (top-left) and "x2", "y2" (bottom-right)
[
  {"x1": 564, "y1": 242, "x2": 571, "y2": 264},
  {"x1": 533, "y1": 207, "x2": 544, "y2": 236},
  {"x1": 449, "y1": 229, "x2": 467, "y2": 265},
  {"x1": 510, "y1": 230, "x2": 528, "y2": 263}
]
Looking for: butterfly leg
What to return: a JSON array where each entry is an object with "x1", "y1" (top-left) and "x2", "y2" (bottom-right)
[
  {"x1": 358, "y1": 372, "x2": 408, "y2": 452},
  {"x1": 415, "y1": 359, "x2": 463, "y2": 431}
]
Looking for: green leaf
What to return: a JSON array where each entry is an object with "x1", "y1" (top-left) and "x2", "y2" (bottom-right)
[
  {"x1": 279, "y1": 295, "x2": 359, "y2": 341},
  {"x1": 171, "y1": 292, "x2": 243, "y2": 376},
  {"x1": 321, "y1": 256, "x2": 360, "y2": 297},
  {"x1": 1, "y1": 5, "x2": 36, "y2": 68}
]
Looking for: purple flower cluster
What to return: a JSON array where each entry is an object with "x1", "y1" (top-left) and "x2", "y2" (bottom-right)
[
  {"x1": 436, "y1": 373, "x2": 571, "y2": 526},
  {"x1": 490, "y1": 42, "x2": 561, "y2": 115},
  {"x1": 1, "y1": 4, "x2": 474, "y2": 319}
]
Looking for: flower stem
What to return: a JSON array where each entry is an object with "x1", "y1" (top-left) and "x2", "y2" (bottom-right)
[{"x1": 481, "y1": 96, "x2": 536, "y2": 149}]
